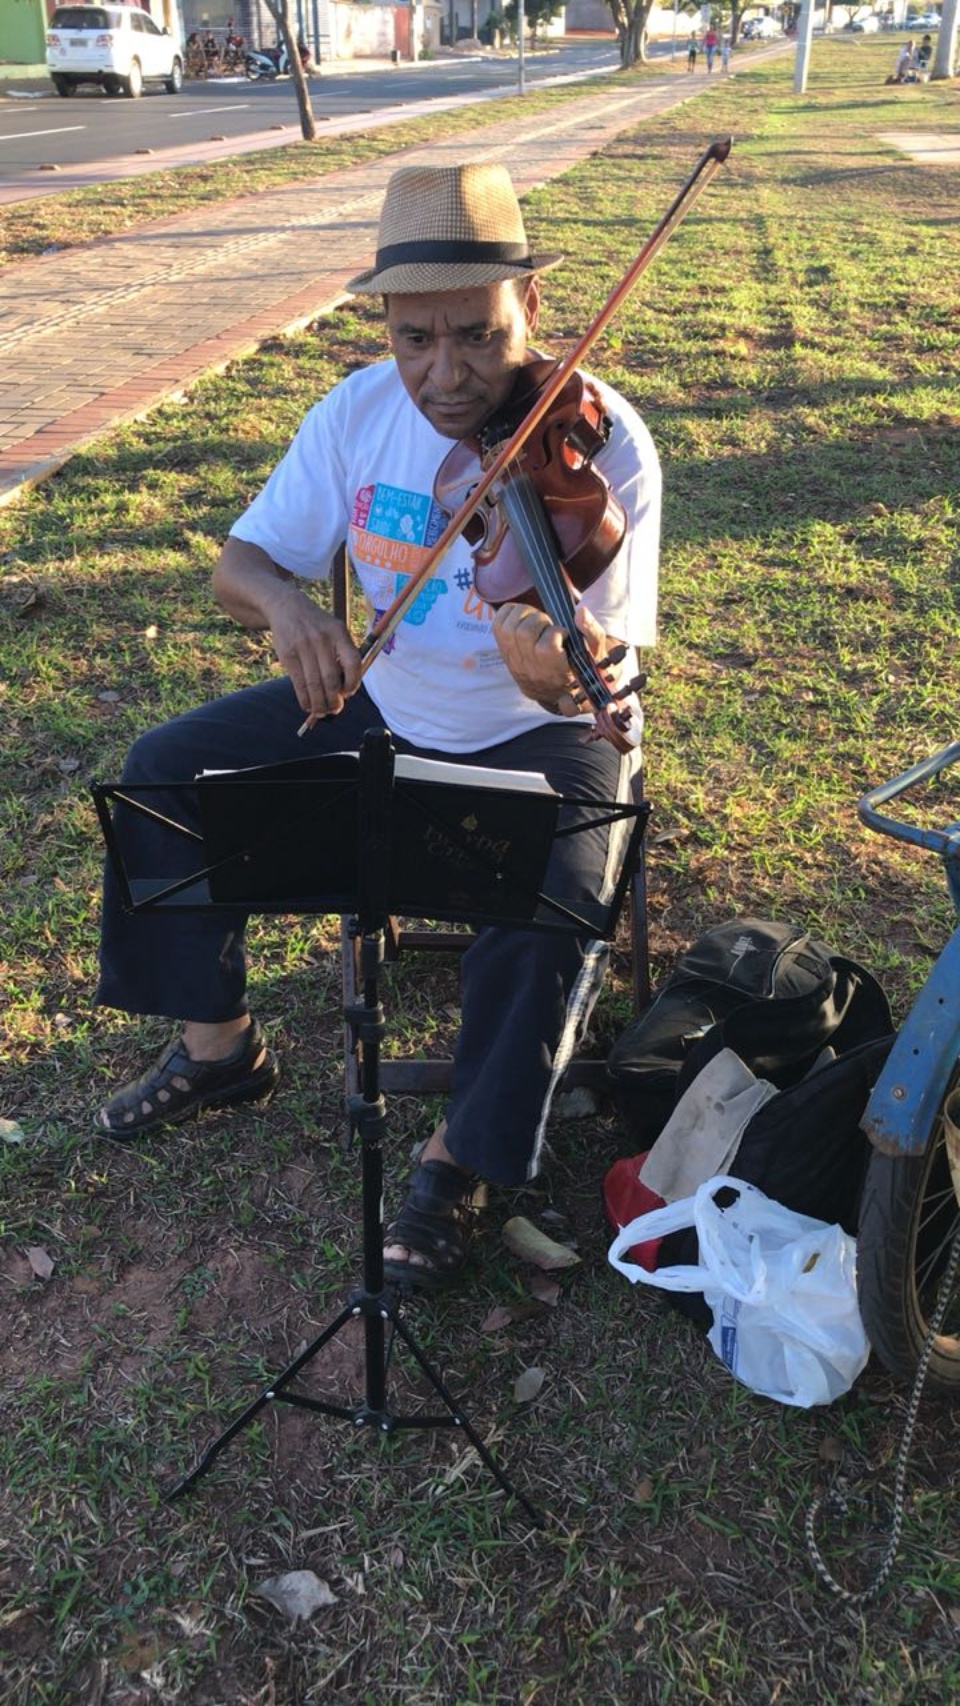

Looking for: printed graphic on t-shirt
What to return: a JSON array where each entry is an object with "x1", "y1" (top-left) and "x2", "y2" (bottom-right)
[
  {"x1": 370, "y1": 574, "x2": 447, "y2": 638},
  {"x1": 350, "y1": 480, "x2": 448, "y2": 577}
]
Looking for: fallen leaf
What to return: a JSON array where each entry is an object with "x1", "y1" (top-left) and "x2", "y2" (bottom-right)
[
  {"x1": 481, "y1": 1305, "x2": 516, "y2": 1333},
  {"x1": 502, "y1": 1216, "x2": 581, "y2": 1272},
  {"x1": 16, "y1": 585, "x2": 45, "y2": 616},
  {"x1": 0, "y1": 1118, "x2": 25, "y2": 1145},
  {"x1": 115, "y1": 1630, "x2": 162, "y2": 1673},
  {"x1": 480, "y1": 1301, "x2": 544, "y2": 1332},
  {"x1": 513, "y1": 1366, "x2": 546, "y2": 1404},
  {"x1": 528, "y1": 1274, "x2": 561, "y2": 1306},
  {"x1": 57, "y1": 758, "x2": 80, "y2": 775},
  {"x1": 818, "y1": 1434, "x2": 844, "y2": 1465},
  {"x1": 631, "y1": 1476, "x2": 656, "y2": 1503},
  {"x1": 256, "y1": 1570, "x2": 336, "y2": 1622},
  {"x1": 26, "y1": 1247, "x2": 54, "y2": 1281},
  {"x1": 553, "y1": 1086, "x2": 596, "y2": 1119}
]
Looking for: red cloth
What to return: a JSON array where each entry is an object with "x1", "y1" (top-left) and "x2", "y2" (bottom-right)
[{"x1": 603, "y1": 1153, "x2": 667, "y2": 1272}]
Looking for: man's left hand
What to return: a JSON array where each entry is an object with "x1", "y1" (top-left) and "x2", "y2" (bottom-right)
[{"x1": 492, "y1": 600, "x2": 610, "y2": 716}]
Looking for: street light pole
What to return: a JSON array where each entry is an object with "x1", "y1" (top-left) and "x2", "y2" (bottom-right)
[
  {"x1": 792, "y1": 0, "x2": 815, "y2": 92},
  {"x1": 518, "y1": 0, "x2": 526, "y2": 93}
]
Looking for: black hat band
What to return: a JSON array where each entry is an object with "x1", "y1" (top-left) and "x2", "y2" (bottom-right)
[{"x1": 374, "y1": 238, "x2": 533, "y2": 270}]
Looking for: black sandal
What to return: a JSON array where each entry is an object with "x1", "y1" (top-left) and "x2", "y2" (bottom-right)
[
  {"x1": 98, "y1": 1019, "x2": 279, "y2": 1140},
  {"x1": 383, "y1": 1159, "x2": 482, "y2": 1294}
]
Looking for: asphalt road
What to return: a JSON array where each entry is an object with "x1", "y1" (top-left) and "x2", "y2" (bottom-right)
[{"x1": 0, "y1": 42, "x2": 633, "y2": 176}]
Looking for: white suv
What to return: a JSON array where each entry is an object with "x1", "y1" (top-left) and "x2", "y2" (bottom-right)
[{"x1": 46, "y1": 5, "x2": 183, "y2": 98}]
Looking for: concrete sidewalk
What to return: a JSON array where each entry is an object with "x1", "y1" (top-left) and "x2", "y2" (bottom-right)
[{"x1": 0, "y1": 72, "x2": 711, "y2": 507}]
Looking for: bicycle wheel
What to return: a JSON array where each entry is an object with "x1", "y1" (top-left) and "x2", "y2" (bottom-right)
[{"x1": 857, "y1": 1065, "x2": 960, "y2": 1392}]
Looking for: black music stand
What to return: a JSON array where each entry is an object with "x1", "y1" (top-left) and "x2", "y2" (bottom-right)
[{"x1": 93, "y1": 730, "x2": 647, "y2": 1525}]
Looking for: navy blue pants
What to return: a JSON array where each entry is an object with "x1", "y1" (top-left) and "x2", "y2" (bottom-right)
[{"x1": 97, "y1": 678, "x2": 628, "y2": 1183}]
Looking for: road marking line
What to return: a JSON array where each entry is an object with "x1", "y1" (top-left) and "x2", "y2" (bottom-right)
[
  {"x1": 0, "y1": 126, "x2": 86, "y2": 143},
  {"x1": 168, "y1": 105, "x2": 251, "y2": 119}
]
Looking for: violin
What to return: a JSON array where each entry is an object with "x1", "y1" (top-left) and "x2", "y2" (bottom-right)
[{"x1": 434, "y1": 357, "x2": 644, "y2": 751}]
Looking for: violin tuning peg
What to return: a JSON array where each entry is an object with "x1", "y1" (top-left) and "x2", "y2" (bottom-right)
[
  {"x1": 598, "y1": 643, "x2": 629, "y2": 670},
  {"x1": 612, "y1": 673, "x2": 646, "y2": 700}
]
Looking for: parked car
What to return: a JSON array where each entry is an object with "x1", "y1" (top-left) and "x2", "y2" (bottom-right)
[
  {"x1": 742, "y1": 16, "x2": 782, "y2": 39},
  {"x1": 910, "y1": 10, "x2": 941, "y2": 24},
  {"x1": 847, "y1": 13, "x2": 881, "y2": 29},
  {"x1": 46, "y1": 4, "x2": 183, "y2": 98}
]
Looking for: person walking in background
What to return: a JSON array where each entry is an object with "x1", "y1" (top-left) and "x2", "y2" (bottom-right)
[
  {"x1": 687, "y1": 33, "x2": 698, "y2": 71},
  {"x1": 721, "y1": 35, "x2": 731, "y2": 73},
  {"x1": 704, "y1": 25, "x2": 719, "y2": 72}
]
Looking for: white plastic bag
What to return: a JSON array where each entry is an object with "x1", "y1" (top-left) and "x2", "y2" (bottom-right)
[{"x1": 608, "y1": 1176, "x2": 869, "y2": 1408}]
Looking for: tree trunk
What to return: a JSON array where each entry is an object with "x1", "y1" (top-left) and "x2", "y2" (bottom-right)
[
  {"x1": 264, "y1": 0, "x2": 317, "y2": 141},
  {"x1": 930, "y1": 0, "x2": 958, "y2": 79},
  {"x1": 616, "y1": 2, "x2": 651, "y2": 67}
]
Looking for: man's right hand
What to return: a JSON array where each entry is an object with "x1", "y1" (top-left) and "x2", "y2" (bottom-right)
[
  {"x1": 212, "y1": 537, "x2": 362, "y2": 720},
  {"x1": 269, "y1": 593, "x2": 361, "y2": 721}
]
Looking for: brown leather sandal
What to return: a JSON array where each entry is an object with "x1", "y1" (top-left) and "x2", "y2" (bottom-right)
[
  {"x1": 383, "y1": 1159, "x2": 482, "y2": 1294},
  {"x1": 98, "y1": 1020, "x2": 278, "y2": 1140}
]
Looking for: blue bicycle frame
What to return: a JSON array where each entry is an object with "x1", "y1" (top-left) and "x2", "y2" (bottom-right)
[{"x1": 859, "y1": 742, "x2": 960, "y2": 1159}]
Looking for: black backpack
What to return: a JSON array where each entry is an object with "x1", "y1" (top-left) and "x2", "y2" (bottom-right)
[
  {"x1": 605, "y1": 918, "x2": 895, "y2": 1329},
  {"x1": 606, "y1": 917, "x2": 892, "y2": 1146}
]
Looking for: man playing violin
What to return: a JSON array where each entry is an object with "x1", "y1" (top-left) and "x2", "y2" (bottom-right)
[{"x1": 96, "y1": 161, "x2": 661, "y2": 1291}]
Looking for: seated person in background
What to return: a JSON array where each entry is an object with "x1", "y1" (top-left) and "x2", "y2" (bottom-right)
[
  {"x1": 892, "y1": 38, "x2": 916, "y2": 81},
  {"x1": 94, "y1": 162, "x2": 662, "y2": 1293}
]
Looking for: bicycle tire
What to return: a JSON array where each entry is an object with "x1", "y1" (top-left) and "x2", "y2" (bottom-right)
[{"x1": 857, "y1": 1061, "x2": 960, "y2": 1392}]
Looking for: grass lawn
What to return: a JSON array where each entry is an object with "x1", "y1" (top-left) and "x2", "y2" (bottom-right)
[{"x1": 1, "y1": 36, "x2": 959, "y2": 1706}]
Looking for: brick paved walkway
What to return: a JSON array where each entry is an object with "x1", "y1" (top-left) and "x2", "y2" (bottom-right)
[{"x1": 0, "y1": 75, "x2": 706, "y2": 505}]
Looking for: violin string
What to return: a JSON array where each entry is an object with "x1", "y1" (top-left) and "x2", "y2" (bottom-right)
[
  {"x1": 501, "y1": 474, "x2": 613, "y2": 708},
  {"x1": 493, "y1": 461, "x2": 635, "y2": 743}
]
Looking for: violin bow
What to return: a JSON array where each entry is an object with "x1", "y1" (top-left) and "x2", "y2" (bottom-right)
[{"x1": 356, "y1": 136, "x2": 732, "y2": 673}]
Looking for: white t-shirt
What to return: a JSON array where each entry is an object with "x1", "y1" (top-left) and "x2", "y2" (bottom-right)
[{"x1": 230, "y1": 358, "x2": 661, "y2": 753}]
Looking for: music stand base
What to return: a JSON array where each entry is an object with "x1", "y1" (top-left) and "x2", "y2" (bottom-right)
[{"x1": 162, "y1": 1280, "x2": 543, "y2": 1527}]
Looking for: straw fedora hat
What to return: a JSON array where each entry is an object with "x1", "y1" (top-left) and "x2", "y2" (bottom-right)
[{"x1": 346, "y1": 162, "x2": 563, "y2": 295}]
